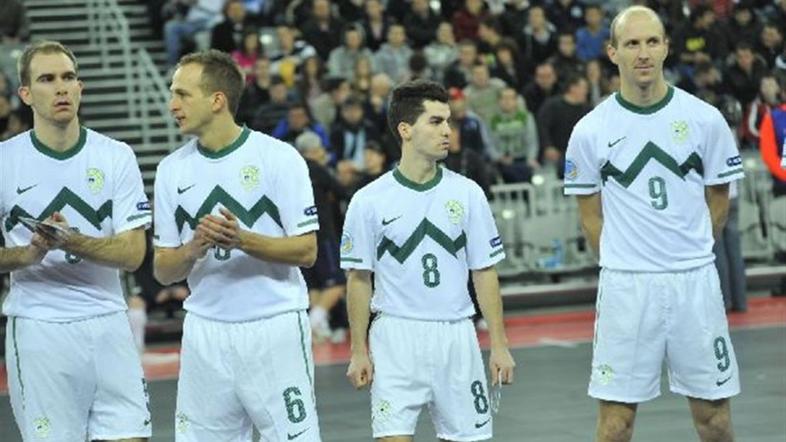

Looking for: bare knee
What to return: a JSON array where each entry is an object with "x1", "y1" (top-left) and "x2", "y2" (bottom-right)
[
  {"x1": 690, "y1": 398, "x2": 734, "y2": 442},
  {"x1": 596, "y1": 400, "x2": 637, "y2": 442}
]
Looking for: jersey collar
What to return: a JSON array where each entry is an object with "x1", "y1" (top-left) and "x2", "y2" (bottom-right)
[
  {"x1": 615, "y1": 85, "x2": 674, "y2": 115},
  {"x1": 393, "y1": 165, "x2": 443, "y2": 192},
  {"x1": 197, "y1": 126, "x2": 250, "y2": 159},
  {"x1": 31, "y1": 126, "x2": 87, "y2": 160}
]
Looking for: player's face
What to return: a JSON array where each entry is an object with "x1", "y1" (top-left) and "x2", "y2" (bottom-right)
[
  {"x1": 608, "y1": 13, "x2": 668, "y2": 89},
  {"x1": 169, "y1": 63, "x2": 214, "y2": 136},
  {"x1": 19, "y1": 52, "x2": 83, "y2": 128},
  {"x1": 406, "y1": 100, "x2": 451, "y2": 161}
]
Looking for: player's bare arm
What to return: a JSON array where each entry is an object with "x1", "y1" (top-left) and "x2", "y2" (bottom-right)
[
  {"x1": 576, "y1": 193, "x2": 603, "y2": 255},
  {"x1": 705, "y1": 183, "x2": 730, "y2": 240},
  {"x1": 153, "y1": 231, "x2": 212, "y2": 285},
  {"x1": 199, "y1": 207, "x2": 317, "y2": 267},
  {"x1": 472, "y1": 266, "x2": 516, "y2": 385},
  {"x1": 346, "y1": 269, "x2": 374, "y2": 389},
  {"x1": 0, "y1": 241, "x2": 47, "y2": 272},
  {"x1": 36, "y1": 212, "x2": 146, "y2": 271}
]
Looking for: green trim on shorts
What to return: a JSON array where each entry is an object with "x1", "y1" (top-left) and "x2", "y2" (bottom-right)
[
  {"x1": 297, "y1": 312, "x2": 313, "y2": 388},
  {"x1": 12, "y1": 318, "x2": 25, "y2": 404}
]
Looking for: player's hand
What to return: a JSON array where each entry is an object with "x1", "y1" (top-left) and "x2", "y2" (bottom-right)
[
  {"x1": 346, "y1": 353, "x2": 374, "y2": 389},
  {"x1": 489, "y1": 347, "x2": 515, "y2": 385},
  {"x1": 185, "y1": 234, "x2": 212, "y2": 261},
  {"x1": 199, "y1": 208, "x2": 242, "y2": 250},
  {"x1": 24, "y1": 239, "x2": 48, "y2": 265},
  {"x1": 36, "y1": 212, "x2": 72, "y2": 249}
]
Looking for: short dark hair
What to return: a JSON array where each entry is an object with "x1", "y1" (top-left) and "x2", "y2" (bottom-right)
[
  {"x1": 178, "y1": 49, "x2": 244, "y2": 116},
  {"x1": 386, "y1": 80, "x2": 449, "y2": 144},
  {"x1": 18, "y1": 40, "x2": 79, "y2": 87}
]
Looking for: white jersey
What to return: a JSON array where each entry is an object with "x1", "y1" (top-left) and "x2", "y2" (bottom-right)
[
  {"x1": 564, "y1": 86, "x2": 744, "y2": 272},
  {"x1": 154, "y1": 127, "x2": 318, "y2": 321},
  {"x1": 0, "y1": 127, "x2": 152, "y2": 321},
  {"x1": 340, "y1": 167, "x2": 504, "y2": 321}
]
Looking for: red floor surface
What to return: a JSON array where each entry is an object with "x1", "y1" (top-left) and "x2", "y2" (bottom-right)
[{"x1": 2, "y1": 296, "x2": 784, "y2": 394}]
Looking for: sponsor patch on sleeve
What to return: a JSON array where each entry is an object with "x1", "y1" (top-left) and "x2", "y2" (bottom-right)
[
  {"x1": 489, "y1": 236, "x2": 502, "y2": 248},
  {"x1": 726, "y1": 155, "x2": 742, "y2": 167},
  {"x1": 303, "y1": 205, "x2": 318, "y2": 216},
  {"x1": 137, "y1": 201, "x2": 151, "y2": 211},
  {"x1": 564, "y1": 159, "x2": 578, "y2": 181}
]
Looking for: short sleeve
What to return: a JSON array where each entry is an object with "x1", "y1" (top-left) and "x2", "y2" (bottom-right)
[
  {"x1": 112, "y1": 145, "x2": 152, "y2": 234},
  {"x1": 275, "y1": 148, "x2": 319, "y2": 236},
  {"x1": 153, "y1": 160, "x2": 181, "y2": 248},
  {"x1": 701, "y1": 111, "x2": 744, "y2": 185},
  {"x1": 563, "y1": 120, "x2": 600, "y2": 195},
  {"x1": 339, "y1": 192, "x2": 375, "y2": 271},
  {"x1": 466, "y1": 182, "x2": 505, "y2": 270}
]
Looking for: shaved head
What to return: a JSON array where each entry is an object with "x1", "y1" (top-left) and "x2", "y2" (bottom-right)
[{"x1": 610, "y1": 6, "x2": 665, "y2": 48}]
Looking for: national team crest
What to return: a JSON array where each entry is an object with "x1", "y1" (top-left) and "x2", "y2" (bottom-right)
[
  {"x1": 671, "y1": 120, "x2": 689, "y2": 144},
  {"x1": 340, "y1": 232, "x2": 353, "y2": 254},
  {"x1": 445, "y1": 200, "x2": 464, "y2": 224},
  {"x1": 240, "y1": 165, "x2": 260, "y2": 191},
  {"x1": 86, "y1": 168, "x2": 105, "y2": 194},
  {"x1": 34, "y1": 417, "x2": 51, "y2": 438},
  {"x1": 597, "y1": 364, "x2": 614, "y2": 385},
  {"x1": 176, "y1": 412, "x2": 189, "y2": 433},
  {"x1": 372, "y1": 399, "x2": 392, "y2": 423}
]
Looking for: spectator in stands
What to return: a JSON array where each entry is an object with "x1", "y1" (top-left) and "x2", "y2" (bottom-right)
[
  {"x1": 549, "y1": 32, "x2": 585, "y2": 83},
  {"x1": 328, "y1": 24, "x2": 375, "y2": 82},
  {"x1": 163, "y1": 0, "x2": 223, "y2": 67},
  {"x1": 231, "y1": 29, "x2": 262, "y2": 83},
  {"x1": 403, "y1": 0, "x2": 440, "y2": 50},
  {"x1": 407, "y1": 51, "x2": 432, "y2": 82},
  {"x1": 424, "y1": 22, "x2": 458, "y2": 83},
  {"x1": 758, "y1": 81, "x2": 786, "y2": 198},
  {"x1": 742, "y1": 75, "x2": 782, "y2": 149},
  {"x1": 492, "y1": 38, "x2": 528, "y2": 92},
  {"x1": 294, "y1": 132, "x2": 349, "y2": 342},
  {"x1": 489, "y1": 87, "x2": 539, "y2": 183},
  {"x1": 673, "y1": 5, "x2": 727, "y2": 76},
  {"x1": 364, "y1": 73, "x2": 392, "y2": 134},
  {"x1": 537, "y1": 74, "x2": 590, "y2": 178},
  {"x1": 451, "y1": 0, "x2": 488, "y2": 42},
  {"x1": 374, "y1": 24, "x2": 414, "y2": 84},
  {"x1": 0, "y1": 94, "x2": 12, "y2": 138},
  {"x1": 576, "y1": 4, "x2": 610, "y2": 62},
  {"x1": 726, "y1": 2, "x2": 761, "y2": 48},
  {"x1": 448, "y1": 87, "x2": 496, "y2": 160},
  {"x1": 463, "y1": 62, "x2": 507, "y2": 126},
  {"x1": 360, "y1": 0, "x2": 390, "y2": 52},
  {"x1": 353, "y1": 140, "x2": 389, "y2": 190},
  {"x1": 269, "y1": 25, "x2": 317, "y2": 84},
  {"x1": 757, "y1": 23, "x2": 784, "y2": 69},
  {"x1": 477, "y1": 16, "x2": 504, "y2": 58},
  {"x1": 272, "y1": 101, "x2": 329, "y2": 147},
  {"x1": 297, "y1": 55, "x2": 325, "y2": 102},
  {"x1": 0, "y1": 0, "x2": 29, "y2": 42},
  {"x1": 210, "y1": 0, "x2": 249, "y2": 54},
  {"x1": 351, "y1": 56, "x2": 375, "y2": 97},
  {"x1": 301, "y1": 0, "x2": 344, "y2": 61},
  {"x1": 236, "y1": 57, "x2": 271, "y2": 125},
  {"x1": 1, "y1": 108, "x2": 30, "y2": 141},
  {"x1": 499, "y1": 0, "x2": 530, "y2": 38},
  {"x1": 310, "y1": 76, "x2": 351, "y2": 130},
  {"x1": 444, "y1": 39, "x2": 478, "y2": 89},
  {"x1": 585, "y1": 59, "x2": 613, "y2": 107},
  {"x1": 547, "y1": 0, "x2": 585, "y2": 33},
  {"x1": 518, "y1": 5, "x2": 558, "y2": 72},
  {"x1": 523, "y1": 62, "x2": 559, "y2": 115},
  {"x1": 250, "y1": 75, "x2": 291, "y2": 134},
  {"x1": 330, "y1": 95, "x2": 382, "y2": 171},
  {"x1": 724, "y1": 41, "x2": 769, "y2": 109},
  {"x1": 444, "y1": 119, "x2": 492, "y2": 198}
]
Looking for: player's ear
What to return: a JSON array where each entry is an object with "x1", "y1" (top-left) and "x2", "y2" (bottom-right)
[
  {"x1": 18, "y1": 85, "x2": 32, "y2": 106},
  {"x1": 606, "y1": 42, "x2": 617, "y2": 65},
  {"x1": 211, "y1": 91, "x2": 225, "y2": 112},
  {"x1": 397, "y1": 121, "x2": 411, "y2": 141}
]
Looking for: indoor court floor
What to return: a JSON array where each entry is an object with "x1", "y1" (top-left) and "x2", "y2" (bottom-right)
[{"x1": 2, "y1": 298, "x2": 784, "y2": 441}]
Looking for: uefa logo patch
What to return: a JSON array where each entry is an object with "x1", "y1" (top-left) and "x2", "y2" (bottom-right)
[{"x1": 564, "y1": 159, "x2": 578, "y2": 181}]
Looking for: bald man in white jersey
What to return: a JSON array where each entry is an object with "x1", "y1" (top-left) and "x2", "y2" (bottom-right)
[{"x1": 564, "y1": 7, "x2": 742, "y2": 442}]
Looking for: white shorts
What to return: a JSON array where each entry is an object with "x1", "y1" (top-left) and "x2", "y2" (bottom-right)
[
  {"x1": 589, "y1": 264, "x2": 741, "y2": 403},
  {"x1": 369, "y1": 314, "x2": 492, "y2": 441},
  {"x1": 5, "y1": 312, "x2": 151, "y2": 441},
  {"x1": 175, "y1": 311, "x2": 321, "y2": 442}
]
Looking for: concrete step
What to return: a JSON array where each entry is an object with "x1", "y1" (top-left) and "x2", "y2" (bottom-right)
[
  {"x1": 25, "y1": 0, "x2": 87, "y2": 7},
  {"x1": 27, "y1": 7, "x2": 87, "y2": 18}
]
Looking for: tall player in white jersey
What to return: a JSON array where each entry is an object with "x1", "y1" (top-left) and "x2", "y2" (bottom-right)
[
  {"x1": 154, "y1": 50, "x2": 322, "y2": 442},
  {"x1": 0, "y1": 41, "x2": 152, "y2": 441},
  {"x1": 343, "y1": 80, "x2": 515, "y2": 441},
  {"x1": 564, "y1": 7, "x2": 743, "y2": 442}
]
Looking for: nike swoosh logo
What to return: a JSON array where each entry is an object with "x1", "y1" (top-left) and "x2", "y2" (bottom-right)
[
  {"x1": 16, "y1": 184, "x2": 37, "y2": 194},
  {"x1": 608, "y1": 136, "x2": 626, "y2": 148},
  {"x1": 716, "y1": 375, "x2": 733, "y2": 386},
  {"x1": 474, "y1": 418, "x2": 490, "y2": 429},
  {"x1": 382, "y1": 215, "x2": 402, "y2": 226},
  {"x1": 177, "y1": 184, "x2": 195, "y2": 194},
  {"x1": 287, "y1": 428, "x2": 309, "y2": 440}
]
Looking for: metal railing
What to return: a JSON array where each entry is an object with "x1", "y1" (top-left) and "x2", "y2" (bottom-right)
[
  {"x1": 135, "y1": 48, "x2": 179, "y2": 149},
  {"x1": 86, "y1": 0, "x2": 135, "y2": 118}
]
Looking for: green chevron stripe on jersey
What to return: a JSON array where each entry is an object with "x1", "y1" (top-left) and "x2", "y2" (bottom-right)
[
  {"x1": 600, "y1": 142, "x2": 703, "y2": 188},
  {"x1": 376, "y1": 219, "x2": 466, "y2": 263},
  {"x1": 5, "y1": 187, "x2": 112, "y2": 231},
  {"x1": 175, "y1": 185, "x2": 282, "y2": 233}
]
